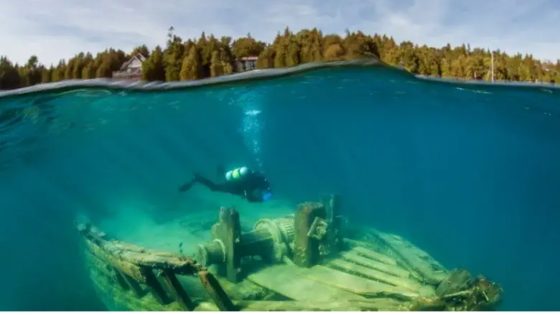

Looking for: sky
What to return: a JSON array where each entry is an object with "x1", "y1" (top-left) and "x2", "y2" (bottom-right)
[{"x1": 1, "y1": 0, "x2": 559, "y2": 65}]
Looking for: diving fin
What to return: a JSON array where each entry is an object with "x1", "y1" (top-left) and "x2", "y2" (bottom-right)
[{"x1": 178, "y1": 178, "x2": 195, "y2": 192}]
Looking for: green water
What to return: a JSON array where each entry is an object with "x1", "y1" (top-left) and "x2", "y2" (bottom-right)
[{"x1": 0, "y1": 65, "x2": 559, "y2": 310}]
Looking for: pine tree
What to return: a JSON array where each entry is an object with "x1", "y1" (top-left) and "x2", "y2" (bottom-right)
[
  {"x1": 180, "y1": 45, "x2": 202, "y2": 80},
  {"x1": 52, "y1": 61, "x2": 66, "y2": 82},
  {"x1": 323, "y1": 43, "x2": 345, "y2": 61},
  {"x1": 142, "y1": 46, "x2": 165, "y2": 81},
  {"x1": 210, "y1": 51, "x2": 223, "y2": 77},
  {"x1": 256, "y1": 47, "x2": 275, "y2": 69},
  {"x1": 163, "y1": 32, "x2": 185, "y2": 81},
  {"x1": 41, "y1": 66, "x2": 52, "y2": 83},
  {"x1": 232, "y1": 34, "x2": 265, "y2": 59},
  {"x1": 130, "y1": 45, "x2": 150, "y2": 58},
  {"x1": 81, "y1": 61, "x2": 96, "y2": 79},
  {"x1": 0, "y1": 56, "x2": 21, "y2": 89},
  {"x1": 274, "y1": 44, "x2": 287, "y2": 68}
]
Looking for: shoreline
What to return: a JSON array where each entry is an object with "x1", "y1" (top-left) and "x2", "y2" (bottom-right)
[
  {"x1": 0, "y1": 59, "x2": 379, "y2": 98},
  {"x1": 1, "y1": 58, "x2": 558, "y2": 99}
]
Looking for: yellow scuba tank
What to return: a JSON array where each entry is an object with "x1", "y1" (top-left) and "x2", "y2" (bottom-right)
[{"x1": 225, "y1": 166, "x2": 249, "y2": 181}]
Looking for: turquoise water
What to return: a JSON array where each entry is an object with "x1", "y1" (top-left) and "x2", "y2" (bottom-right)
[{"x1": 1, "y1": 65, "x2": 559, "y2": 310}]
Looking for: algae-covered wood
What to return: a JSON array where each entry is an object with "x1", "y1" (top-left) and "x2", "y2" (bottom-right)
[
  {"x1": 247, "y1": 264, "x2": 365, "y2": 302},
  {"x1": 80, "y1": 202, "x2": 502, "y2": 311},
  {"x1": 361, "y1": 229, "x2": 448, "y2": 285},
  {"x1": 305, "y1": 265, "x2": 418, "y2": 299}
]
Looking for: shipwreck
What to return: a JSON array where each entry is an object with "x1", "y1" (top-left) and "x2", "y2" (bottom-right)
[{"x1": 78, "y1": 195, "x2": 502, "y2": 311}]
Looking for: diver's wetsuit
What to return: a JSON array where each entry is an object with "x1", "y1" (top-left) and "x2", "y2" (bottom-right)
[{"x1": 179, "y1": 170, "x2": 271, "y2": 202}]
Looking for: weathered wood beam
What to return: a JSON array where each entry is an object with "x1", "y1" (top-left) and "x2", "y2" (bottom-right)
[
  {"x1": 341, "y1": 250, "x2": 410, "y2": 278},
  {"x1": 322, "y1": 194, "x2": 344, "y2": 253},
  {"x1": 328, "y1": 257, "x2": 423, "y2": 292},
  {"x1": 121, "y1": 272, "x2": 146, "y2": 297},
  {"x1": 236, "y1": 300, "x2": 365, "y2": 311},
  {"x1": 113, "y1": 268, "x2": 131, "y2": 290},
  {"x1": 213, "y1": 207, "x2": 242, "y2": 282},
  {"x1": 161, "y1": 270, "x2": 195, "y2": 310},
  {"x1": 80, "y1": 224, "x2": 200, "y2": 275},
  {"x1": 366, "y1": 230, "x2": 448, "y2": 285},
  {"x1": 141, "y1": 267, "x2": 171, "y2": 305},
  {"x1": 293, "y1": 202, "x2": 326, "y2": 267},
  {"x1": 198, "y1": 270, "x2": 237, "y2": 311},
  {"x1": 247, "y1": 264, "x2": 364, "y2": 302},
  {"x1": 84, "y1": 239, "x2": 146, "y2": 283}
]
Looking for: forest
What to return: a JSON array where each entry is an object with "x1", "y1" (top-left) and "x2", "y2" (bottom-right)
[{"x1": 1, "y1": 27, "x2": 559, "y2": 90}]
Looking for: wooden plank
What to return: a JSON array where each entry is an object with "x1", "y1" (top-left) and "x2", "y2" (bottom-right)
[
  {"x1": 82, "y1": 225, "x2": 199, "y2": 275},
  {"x1": 247, "y1": 264, "x2": 364, "y2": 302},
  {"x1": 238, "y1": 298, "x2": 411, "y2": 311},
  {"x1": 329, "y1": 258, "x2": 422, "y2": 292},
  {"x1": 371, "y1": 231, "x2": 448, "y2": 284},
  {"x1": 85, "y1": 239, "x2": 146, "y2": 283},
  {"x1": 341, "y1": 250, "x2": 410, "y2": 278},
  {"x1": 237, "y1": 299, "x2": 365, "y2": 311},
  {"x1": 350, "y1": 245, "x2": 398, "y2": 266},
  {"x1": 350, "y1": 297, "x2": 412, "y2": 311},
  {"x1": 305, "y1": 265, "x2": 418, "y2": 300}
]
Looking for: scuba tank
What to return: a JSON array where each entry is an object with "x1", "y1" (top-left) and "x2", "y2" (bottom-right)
[{"x1": 225, "y1": 166, "x2": 249, "y2": 181}]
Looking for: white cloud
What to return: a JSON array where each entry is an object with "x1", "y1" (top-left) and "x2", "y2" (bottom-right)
[{"x1": 0, "y1": 0, "x2": 558, "y2": 65}]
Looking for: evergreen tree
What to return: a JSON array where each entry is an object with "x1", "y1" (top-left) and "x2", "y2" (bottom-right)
[
  {"x1": 323, "y1": 43, "x2": 345, "y2": 61},
  {"x1": 179, "y1": 45, "x2": 202, "y2": 80},
  {"x1": 232, "y1": 34, "x2": 266, "y2": 59},
  {"x1": 1, "y1": 27, "x2": 558, "y2": 87},
  {"x1": 52, "y1": 60, "x2": 67, "y2": 82},
  {"x1": 24, "y1": 55, "x2": 42, "y2": 85},
  {"x1": 163, "y1": 29, "x2": 185, "y2": 81},
  {"x1": 210, "y1": 51, "x2": 223, "y2": 77},
  {"x1": 0, "y1": 56, "x2": 21, "y2": 89},
  {"x1": 396, "y1": 41, "x2": 419, "y2": 73},
  {"x1": 297, "y1": 28, "x2": 323, "y2": 63},
  {"x1": 142, "y1": 46, "x2": 165, "y2": 81},
  {"x1": 256, "y1": 47, "x2": 275, "y2": 69},
  {"x1": 342, "y1": 31, "x2": 378, "y2": 60},
  {"x1": 81, "y1": 61, "x2": 96, "y2": 79},
  {"x1": 130, "y1": 45, "x2": 150, "y2": 58},
  {"x1": 274, "y1": 44, "x2": 287, "y2": 68},
  {"x1": 41, "y1": 66, "x2": 52, "y2": 83},
  {"x1": 94, "y1": 49, "x2": 126, "y2": 78}
]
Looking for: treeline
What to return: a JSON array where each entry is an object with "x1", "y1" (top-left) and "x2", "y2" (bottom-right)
[{"x1": 1, "y1": 27, "x2": 560, "y2": 90}]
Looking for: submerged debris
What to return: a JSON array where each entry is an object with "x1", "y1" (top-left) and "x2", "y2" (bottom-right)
[{"x1": 78, "y1": 194, "x2": 502, "y2": 311}]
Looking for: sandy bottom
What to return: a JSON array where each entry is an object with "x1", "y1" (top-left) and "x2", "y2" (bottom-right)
[{"x1": 95, "y1": 186, "x2": 296, "y2": 257}]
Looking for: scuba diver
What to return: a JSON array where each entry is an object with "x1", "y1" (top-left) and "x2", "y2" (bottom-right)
[{"x1": 178, "y1": 166, "x2": 272, "y2": 202}]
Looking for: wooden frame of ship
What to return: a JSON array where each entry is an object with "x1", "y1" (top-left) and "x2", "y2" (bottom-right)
[{"x1": 78, "y1": 194, "x2": 502, "y2": 311}]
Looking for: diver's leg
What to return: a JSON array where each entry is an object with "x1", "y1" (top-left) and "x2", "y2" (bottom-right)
[
  {"x1": 193, "y1": 173, "x2": 226, "y2": 192},
  {"x1": 178, "y1": 178, "x2": 196, "y2": 192}
]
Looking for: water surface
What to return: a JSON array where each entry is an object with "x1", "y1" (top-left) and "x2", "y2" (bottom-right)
[{"x1": 1, "y1": 65, "x2": 559, "y2": 310}]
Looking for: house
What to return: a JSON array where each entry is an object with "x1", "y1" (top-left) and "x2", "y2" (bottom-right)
[
  {"x1": 235, "y1": 56, "x2": 258, "y2": 72},
  {"x1": 112, "y1": 53, "x2": 147, "y2": 80}
]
